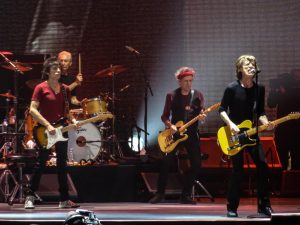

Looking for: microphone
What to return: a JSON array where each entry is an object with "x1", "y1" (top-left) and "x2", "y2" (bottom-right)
[
  {"x1": 249, "y1": 68, "x2": 261, "y2": 75},
  {"x1": 125, "y1": 46, "x2": 140, "y2": 55}
]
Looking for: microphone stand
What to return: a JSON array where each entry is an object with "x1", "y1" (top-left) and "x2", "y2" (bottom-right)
[
  {"x1": 0, "y1": 53, "x2": 23, "y2": 154},
  {"x1": 254, "y1": 71, "x2": 260, "y2": 158},
  {"x1": 133, "y1": 52, "x2": 152, "y2": 149}
]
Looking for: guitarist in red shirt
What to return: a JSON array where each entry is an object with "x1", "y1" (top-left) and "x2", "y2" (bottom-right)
[
  {"x1": 149, "y1": 67, "x2": 206, "y2": 204},
  {"x1": 219, "y1": 55, "x2": 274, "y2": 218},
  {"x1": 24, "y1": 57, "x2": 79, "y2": 209}
]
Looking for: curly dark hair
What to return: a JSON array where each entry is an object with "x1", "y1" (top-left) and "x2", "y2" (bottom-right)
[{"x1": 41, "y1": 56, "x2": 60, "y2": 80}]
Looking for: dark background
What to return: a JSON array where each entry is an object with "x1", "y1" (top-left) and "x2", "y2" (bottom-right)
[{"x1": 1, "y1": 0, "x2": 299, "y2": 150}]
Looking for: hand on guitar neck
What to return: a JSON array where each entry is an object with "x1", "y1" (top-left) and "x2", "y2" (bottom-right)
[{"x1": 158, "y1": 103, "x2": 220, "y2": 154}]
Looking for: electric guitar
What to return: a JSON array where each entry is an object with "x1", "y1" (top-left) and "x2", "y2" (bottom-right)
[
  {"x1": 158, "y1": 102, "x2": 221, "y2": 154},
  {"x1": 217, "y1": 112, "x2": 300, "y2": 156},
  {"x1": 34, "y1": 113, "x2": 113, "y2": 149}
]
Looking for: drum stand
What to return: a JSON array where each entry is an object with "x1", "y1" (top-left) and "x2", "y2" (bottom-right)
[
  {"x1": 0, "y1": 166, "x2": 19, "y2": 203},
  {"x1": 0, "y1": 53, "x2": 30, "y2": 205},
  {"x1": 107, "y1": 66, "x2": 125, "y2": 160},
  {"x1": 0, "y1": 141, "x2": 18, "y2": 202},
  {"x1": 0, "y1": 52, "x2": 24, "y2": 154}
]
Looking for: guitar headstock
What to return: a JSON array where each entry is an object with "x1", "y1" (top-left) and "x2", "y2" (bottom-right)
[
  {"x1": 205, "y1": 102, "x2": 221, "y2": 113},
  {"x1": 288, "y1": 112, "x2": 300, "y2": 120}
]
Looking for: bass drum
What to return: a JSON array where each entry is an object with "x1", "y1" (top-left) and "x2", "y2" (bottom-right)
[{"x1": 67, "y1": 123, "x2": 102, "y2": 162}]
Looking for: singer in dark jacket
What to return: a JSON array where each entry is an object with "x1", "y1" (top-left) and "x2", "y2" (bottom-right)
[{"x1": 219, "y1": 55, "x2": 274, "y2": 218}]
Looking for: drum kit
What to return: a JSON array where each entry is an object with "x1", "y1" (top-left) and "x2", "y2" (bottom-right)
[
  {"x1": 66, "y1": 65, "x2": 129, "y2": 165},
  {"x1": 0, "y1": 51, "x2": 130, "y2": 165}
]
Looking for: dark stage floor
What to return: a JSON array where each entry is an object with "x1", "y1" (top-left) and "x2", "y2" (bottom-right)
[{"x1": 0, "y1": 197, "x2": 300, "y2": 225}]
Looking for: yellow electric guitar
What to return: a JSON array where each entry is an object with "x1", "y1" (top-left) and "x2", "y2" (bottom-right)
[
  {"x1": 34, "y1": 113, "x2": 113, "y2": 149},
  {"x1": 217, "y1": 112, "x2": 300, "y2": 156},
  {"x1": 158, "y1": 102, "x2": 220, "y2": 154}
]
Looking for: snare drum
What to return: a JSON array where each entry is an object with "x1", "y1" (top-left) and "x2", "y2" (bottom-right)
[
  {"x1": 83, "y1": 97, "x2": 107, "y2": 117},
  {"x1": 67, "y1": 123, "x2": 102, "y2": 162}
]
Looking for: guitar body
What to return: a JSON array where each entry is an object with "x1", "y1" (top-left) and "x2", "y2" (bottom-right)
[
  {"x1": 33, "y1": 113, "x2": 113, "y2": 150},
  {"x1": 218, "y1": 112, "x2": 300, "y2": 156},
  {"x1": 158, "y1": 120, "x2": 188, "y2": 154},
  {"x1": 217, "y1": 120, "x2": 256, "y2": 156},
  {"x1": 34, "y1": 118, "x2": 68, "y2": 149},
  {"x1": 157, "y1": 102, "x2": 221, "y2": 154}
]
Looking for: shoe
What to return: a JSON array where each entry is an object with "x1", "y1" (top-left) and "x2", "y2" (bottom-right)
[
  {"x1": 258, "y1": 206, "x2": 273, "y2": 217},
  {"x1": 227, "y1": 210, "x2": 238, "y2": 217},
  {"x1": 180, "y1": 196, "x2": 197, "y2": 205},
  {"x1": 149, "y1": 194, "x2": 164, "y2": 204},
  {"x1": 59, "y1": 200, "x2": 80, "y2": 209},
  {"x1": 24, "y1": 195, "x2": 35, "y2": 209}
]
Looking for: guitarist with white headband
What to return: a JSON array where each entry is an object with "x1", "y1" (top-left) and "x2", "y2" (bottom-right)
[
  {"x1": 149, "y1": 67, "x2": 206, "y2": 204},
  {"x1": 24, "y1": 57, "x2": 80, "y2": 209},
  {"x1": 219, "y1": 55, "x2": 274, "y2": 218}
]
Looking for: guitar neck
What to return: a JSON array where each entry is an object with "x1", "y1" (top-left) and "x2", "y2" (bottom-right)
[
  {"x1": 179, "y1": 114, "x2": 202, "y2": 132},
  {"x1": 60, "y1": 115, "x2": 110, "y2": 133},
  {"x1": 247, "y1": 115, "x2": 293, "y2": 136},
  {"x1": 178, "y1": 103, "x2": 220, "y2": 132}
]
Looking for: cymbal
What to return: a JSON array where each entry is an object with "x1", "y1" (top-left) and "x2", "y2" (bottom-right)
[
  {"x1": 26, "y1": 79, "x2": 41, "y2": 89},
  {"x1": 0, "y1": 92, "x2": 16, "y2": 99},
  {"x1": 0, "y1": 61, "x2": 32, "y2": 72},
  {"x1": 95, "y1": 65, "x2": 127, "y2": 78},
  {"x1": 0, "y1": 51, "x2": 13, "y2": 55}
]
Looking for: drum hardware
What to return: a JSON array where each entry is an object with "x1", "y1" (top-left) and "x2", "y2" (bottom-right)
[
  {"x1": 0, "y1": 92, "x2": 16, "y2": 99},
  {"x1": 0, "y1": 91, "x2": 15, "y2": 127},
  {"x1": 95, "y1": 65, "x2": 128, "y2": 159},
  {"x1": 119, "y1": 84, "x2": 130, "y2": 92},
  {"x1": 0, "y1": 61, "x2": 32, "y2": 72},
  {"x1": 99, "y1": 92, "x2": 115, "y2": 102},
  {"x1": 69, "y1": 108, "x2": 85, "y2": 120},
  {"x1": 67, "y1": 123, "x2": 103, "y2": 163},
  {"x1": 82, "y1": 97, "x2": 108, "y2": 118},
  {"x1": 95, "y1": 65, "x2": 127, "y2": 78},
  {"x1": 0, "y1": 51, "x2": 13, "y2": 55},
  {"x1": 0, "y1": 52, "x2": 31, "y2": 154},
  {"x1": 79, "y1": 158, "x2": 95, "y2": 166}
]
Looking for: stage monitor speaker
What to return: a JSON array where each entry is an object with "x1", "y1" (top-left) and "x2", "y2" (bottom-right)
[
  {"x1": 200, "y1": 137, "x2": 282, "y2": 168},
  {"x1": 271, "y1": 213, "x2": 300, "y2": 225},
  {"x1": 141, "y1": 172, "x2": 181, "y2": 194},
  {"x1": 26, "y1": 173, "x2": 77, "y2": 198}
]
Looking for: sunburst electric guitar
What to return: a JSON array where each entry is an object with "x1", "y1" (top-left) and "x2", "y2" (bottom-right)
[
  {"x1": 34, "y1": 113, "x2": 113, "y2": 149},
  {"x1": 158, "y1": 102, "x2": 221, "y2": 154},
  {"x1": 217, "y1": 112, "x2": 300, "y2": 156}
]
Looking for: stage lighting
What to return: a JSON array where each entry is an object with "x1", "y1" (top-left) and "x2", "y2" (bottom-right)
[
  {"x1": 64, "y1": 209, "x2": 101, "y2": 225},
  {"x1": 128, "y1": 135, "x2": 145, "y2": 152}
]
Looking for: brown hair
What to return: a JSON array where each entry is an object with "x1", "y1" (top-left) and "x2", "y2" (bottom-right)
[{"x1": 235, "y1": 55, "x2": 258, "y2": 80}]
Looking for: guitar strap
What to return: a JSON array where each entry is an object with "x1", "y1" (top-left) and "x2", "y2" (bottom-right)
[
  {"x1": 184, "y1": 89, "x2": 194, "y2": 123},
  {"x1": 61, "y1": 84, "x2": 70, "y2": 118}
]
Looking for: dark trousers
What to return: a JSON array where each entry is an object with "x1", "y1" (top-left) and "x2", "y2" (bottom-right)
[
  {"x1": 227, "y1": 142, "x2": 271, "y2": 211},
  {"x1": 156, "y1": 133, "x2": 201, "y2": 197},
  {"x1": 29, "y1": 141, "x2": 69, "y2": 201}
]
